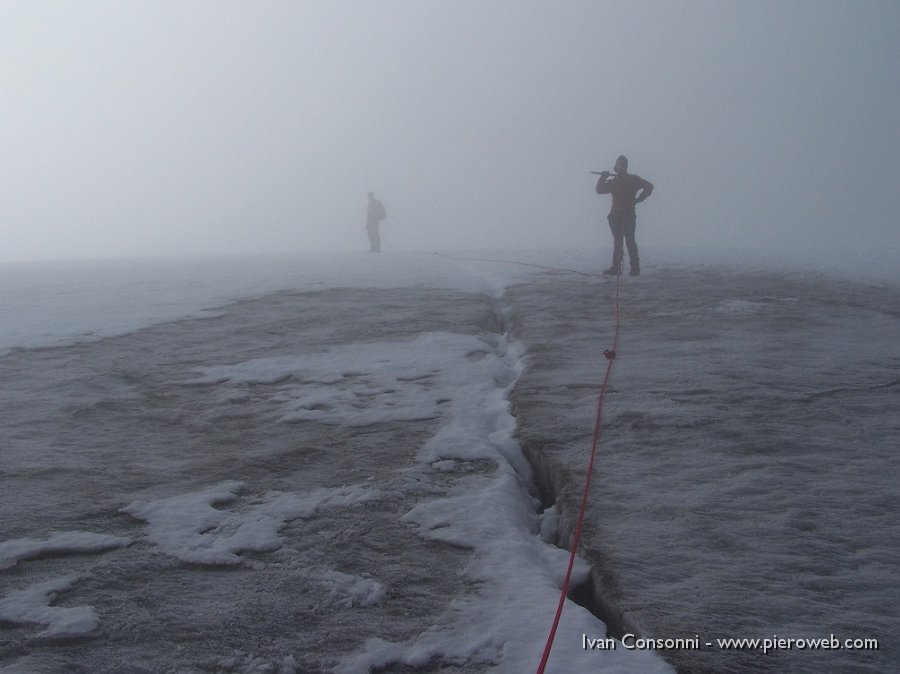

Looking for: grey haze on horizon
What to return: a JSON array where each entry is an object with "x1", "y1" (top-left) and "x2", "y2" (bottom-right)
[{"x1": 1, "y1": 0, "x2": 898, "y2": 266}]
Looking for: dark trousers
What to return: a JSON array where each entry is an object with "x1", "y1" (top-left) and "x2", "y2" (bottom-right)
[
  {"x1": 366, "y1": 223, "x2": 381, "y2": 252},
  {"x1": 607, "y1": 208, "x2": 638, "y2": 269}
]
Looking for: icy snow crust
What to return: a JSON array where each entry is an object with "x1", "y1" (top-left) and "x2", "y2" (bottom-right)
[
  {"x1": 1, "y1": 249, "x2": 897, "y2": 673},
  {"x1": 0, "y1": 251, "x2": 670, "y2": 673},
  {"x1": 510, "y1": 264, "x2": 899, "y2": 674}
]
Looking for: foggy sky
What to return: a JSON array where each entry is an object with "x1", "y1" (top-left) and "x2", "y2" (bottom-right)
[{"x1": 2, "y1": 0, "x2": 898, "y2": 264}]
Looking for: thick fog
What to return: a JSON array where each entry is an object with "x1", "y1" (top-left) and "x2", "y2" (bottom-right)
[{"x1": 2, "y1": 1, "x2": 898, "y2": 267}]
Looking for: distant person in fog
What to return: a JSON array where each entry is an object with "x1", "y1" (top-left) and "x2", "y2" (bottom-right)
[
  {"x1": 366, "y1": 192, "x2": 387, "y2": 253},
  {"x1": 595, "y1": 155, "x2": 653, "y2": 276}
]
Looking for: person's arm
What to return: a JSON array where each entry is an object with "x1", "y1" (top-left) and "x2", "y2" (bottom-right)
[
  {"x1": 595, "y1": 171, "x2": 612, "y2": 194},
  {"x1": 635, "y1": 178, "x2": 653, "y2": 204}
]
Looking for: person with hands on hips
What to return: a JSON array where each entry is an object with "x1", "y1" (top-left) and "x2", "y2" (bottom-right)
[{"x1": 595, "y1": 155, "x2": 653, "y2": 276}]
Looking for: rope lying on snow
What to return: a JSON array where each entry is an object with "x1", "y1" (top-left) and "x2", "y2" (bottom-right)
[{"x1": 535, "y1": 270, "x2": 622, "y2": 674}]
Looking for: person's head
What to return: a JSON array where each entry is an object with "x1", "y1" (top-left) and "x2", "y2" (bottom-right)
[
  {"x1": 614, "y1": 155, "x2": 628, "y2": 175},
  {"x1": 367, "y1": 191, "x2": 375, "y2": 200}
]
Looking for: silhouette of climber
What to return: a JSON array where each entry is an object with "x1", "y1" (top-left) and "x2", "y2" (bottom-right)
[
  {"x1": 366, "y1": 192, "x2": 387, "y2": 253},
  {"x1": 595, "y1": 155, "x2": 653, "y2": 276}
]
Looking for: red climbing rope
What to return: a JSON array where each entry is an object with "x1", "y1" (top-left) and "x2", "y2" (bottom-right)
[{"x1": 535, "y1": 270, "x2": 622, "y2": 674}]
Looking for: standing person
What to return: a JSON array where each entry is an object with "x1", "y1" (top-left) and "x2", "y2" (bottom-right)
[
  {"x1": 366, "y1": 192, "x2": 387, "y2": 253},
  {"x1": 595, "y1": 155, "x2": 653, "y2": 276}
]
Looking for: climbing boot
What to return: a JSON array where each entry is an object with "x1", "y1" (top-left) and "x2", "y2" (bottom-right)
[{"x1": 603, "y1": 265, "x2": 621, "y2": 276}]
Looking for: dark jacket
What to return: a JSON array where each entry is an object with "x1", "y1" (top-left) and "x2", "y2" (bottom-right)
[
  {"x1": 596, "y1": 174, "x2": 653, "y2": 212},
  {"x1": 367, "y1": 199, "x2": 386, "y2": 227}
]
